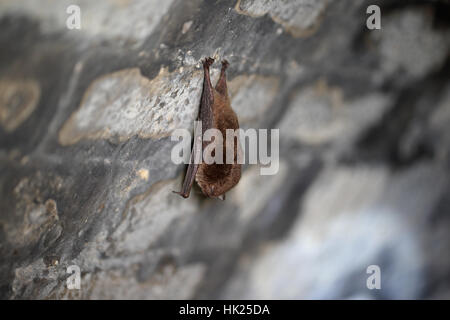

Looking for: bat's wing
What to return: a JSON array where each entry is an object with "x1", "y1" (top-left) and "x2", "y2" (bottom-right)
[
  {"x1": 173, "y1": 57, "x2": 215, "y2": 198},
  {"x1": 173, "y1": 122, "x2": 202, "y2": 198}
]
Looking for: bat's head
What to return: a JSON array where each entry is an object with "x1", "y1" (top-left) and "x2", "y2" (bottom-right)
[
  {"x1": 198, "y1": 181, "x2": 222, "y2": 198},
  {"x1": 197, "y1": 165, "x2": 241, "y2": 200}
]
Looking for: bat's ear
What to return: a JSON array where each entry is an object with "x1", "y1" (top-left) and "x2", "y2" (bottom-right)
[{"x1": 217, "y1": 194, "x2": 225, "y2": 201}]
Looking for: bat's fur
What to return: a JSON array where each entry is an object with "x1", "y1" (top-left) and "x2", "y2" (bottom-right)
[{"x1": 174, "y1": 57, "x2": 241, "y2": 199}]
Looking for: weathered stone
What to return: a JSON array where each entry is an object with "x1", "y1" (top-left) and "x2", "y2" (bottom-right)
[
  {"x1": 0, "y1": 0, "x2": 175, "y2": 44},
  {"x1": 223, "y1": 164, "x2": 447, "y2": 299},
  {"x1": 0, "y1": 0, "x2": 449, "y2": 300},
  {"x1": 278, "y1": 80, "x2": 391, "y2": 150},
  {"x1": 235, "y1": 0, "x2": 329, "y2": 37},
  {"x1": 228, "y1": 75, "x2": 280, "y2": 125},
  {"x1": 59, "y1": 67, "x2": 204, "y2": 145},
  {"x1": 373, "y1": 8, "x2": 450, "y2": 80},
  {"x1": 0, "y1": 79, "x2": 40, "y2": 132}
]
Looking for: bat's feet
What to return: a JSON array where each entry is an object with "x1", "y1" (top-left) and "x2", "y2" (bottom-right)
[
  {"x1": 172, "y1": 190, "x2": 189, "y2": 198},
  {"x1": 203, "y1": 57, "x2": 214, "y2": 69},
  {"x1": 221, "y1": 59, "x2": 229, "y2": 71}
]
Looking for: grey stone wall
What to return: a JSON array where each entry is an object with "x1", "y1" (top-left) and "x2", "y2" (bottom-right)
[{"x1": 0, "y1": 0, "x2": 449, "y2": 299}]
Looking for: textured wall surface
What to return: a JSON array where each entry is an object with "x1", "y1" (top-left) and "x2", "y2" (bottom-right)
[{"x1": 0, "y1": 0, "x2": 449, "y2": 299}]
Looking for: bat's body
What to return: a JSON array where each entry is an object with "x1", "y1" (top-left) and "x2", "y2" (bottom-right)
[{"x1": 174, "y1": 58, "x2": 241, "y2": 199}]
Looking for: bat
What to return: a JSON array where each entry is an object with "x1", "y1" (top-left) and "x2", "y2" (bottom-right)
[{"x1": 173, "y1": 57, "x2": 241, "y2": 200}]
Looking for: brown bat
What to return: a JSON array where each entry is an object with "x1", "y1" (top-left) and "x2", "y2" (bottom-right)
[{"x1": 173, "y1": 57, "x2": 241, "y2": 200}]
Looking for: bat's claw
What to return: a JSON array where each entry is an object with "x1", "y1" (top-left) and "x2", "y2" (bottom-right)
[
  {"x1": 203, "y1": 57, "x2": 214, "y2": 69},
  {"x1": 221, "y1": 59, "x2": 229, "y2": 70},
  {"x1": 172, "y1": 190, "x2": 189, "y2": 198}
]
